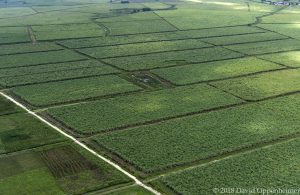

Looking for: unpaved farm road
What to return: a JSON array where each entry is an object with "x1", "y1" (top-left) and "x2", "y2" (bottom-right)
[{"x1": 0, "y1": 91, "x2": 160, "y2": 195}]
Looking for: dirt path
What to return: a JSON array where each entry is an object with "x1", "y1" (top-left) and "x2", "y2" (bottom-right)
[
  {"x1": 27, "y1": 26, "x2": 37, "y2": 44},
  {"x1": 0, "y1": 92, "x2": 160, "y2": 195}
]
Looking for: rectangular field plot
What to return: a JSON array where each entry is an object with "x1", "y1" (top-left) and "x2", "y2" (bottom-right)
[
  {"x1": 151, "y1": 57, "x2": 283, "y2": 85},
  {"x1": 225, "y1": 39, "x2": 300, "y2": 55},
  {"x1": 0, "y1": 26, "x2": 30, "y2": 44},
  {"x1": 0, "y1": 60, "x2": 116, "y2": 78},
  {"x1": 259, "y1": 51, "x2": 300, "y2": 68},
  {"x1": 0, "y1": 144, "x2": 131, "y2": 194},
  {"x1": 32, "y1": 23, "x2": 105, "y2": 41},
  {"x1": 0, "y1": 95, "x2": 22, "y2": 116},
  {"x1": 0, "y1": 42, "x2": 62, "y2": 55},
  {"x1": 155, "y1": 138, "x2": 300, "y2": 195},
  {"x1": 11, "y1": 75, "x2": 142, "y2": 107},
  {"x1": 103, "y1": 47, "x2": 244, "y2": 71},
  {"x1": 202, "y1": 32, "x2": 287, "y2": 46},
  {"x1": 92, "y1": 94, "x2": 300, "y2": 172},
  {"x1": 59, "y1": 26, "x2": 265, "y2": 49},
  {"x1": 0, "y1": 113, "x2": 65, "y2": 154},
  {"x1": 47, "y1": 84, "x2": 243, "y2": 135},
  {"x1": 0, "y1": 61, "x2": 119, "y2": 87},
  {"x1": 0, "y1": 50, "x2": 87, "y2": 69},
  {"x1": 212, "y1": 69, "x2": 300, "y2": 101},
  {"x1": 103, "y1": 19, "x2": 177, "y2": 35},
  {"x1": 78, "y1": 39, "x2": 212, "y2": 59}
]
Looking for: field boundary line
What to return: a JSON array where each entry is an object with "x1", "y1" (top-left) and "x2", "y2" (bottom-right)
[{"x1": 0, "y1": 92, "x2": 160, "y2": 195}]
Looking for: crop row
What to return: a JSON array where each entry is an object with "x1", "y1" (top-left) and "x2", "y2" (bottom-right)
[
  {"x1": 11, "y1": 75, "x2": 142, "y2": 107},
  {"x1": 92, "y1": 94, "x2": 300, "y2": 172},
  {"x1": 211, "y1": 68, "x2": 300, "y2": 101},
  {"x1": 59, "y1": 26, "x2": 265, "y2": 49},
  {"x1": 225, "y1": 39, "x2": 300, "y2": 55},
  {"x1": 78, "y1": 39, "x2": 212, "y2": 59},
  {"x1": 47, "y1": 83, "x2": 243, "y2": 134},
  {"x1": 102, "y1": 47, "x2": 244, "y2": 71},
  {"x1": 0, "y1": 42, "x2": 62, "y2": 56},
  {"x1": 151, "y1": 57, "x2": 283, "y2": 85},
  {"x1": 0, "y1": 50, "x2": 87, "y2": 69},
  {"x1": 156, "y1": 137, "x2": 300, "y2": 194},
  {"x1": 0, "y1": 61, "x2": 119, "y2": 87}
]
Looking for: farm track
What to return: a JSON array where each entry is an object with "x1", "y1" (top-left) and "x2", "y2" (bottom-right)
[
  {"x1": 0, "y1": 92, "x2": 161, "y2": 195},
  {"x1": 27, "y1": 26, "x2": 37, "y2": 43}
]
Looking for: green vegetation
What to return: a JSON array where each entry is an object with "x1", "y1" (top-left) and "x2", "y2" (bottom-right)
[
  {"x1": 0, "y1": 60, "x2": 117, "y2": 78},
  {"x1": 0, "y1": 27, "x2": 30, "y2": 44},
  {"x1": 259, "y1": 51, "x2": 300, "y2": 68},
  {"x1": 0, "y1": 96, "x2": 22, "y2": 116},
  {"x1": 225, "y1": 39, "x2": 300, "y2": 55},
  {"x1": 11, "y1": 75, "x2": 141, "y2": 107},
  {"x1": 0, "y1": 50, "x2": 86, "y2": 69},
  {"x1": 59, "y1": 26, "x2": 264, "y2": 49},
  {"x1": 47, "y1": 84, "x2": 243, "y2": 134},
  {"x1": 0, "y1": 113, "x2": 66, "y2": 153},
  {"x1": 0, "y1": 144, "x2": 131, "y2": 194},
  {"x1": 212, "y1": 69, "x2": 300, "y2": 100},
  {"x1": 92, "y1": 94, "x2": 300, "y2": 172},
  {"x1": 156, "y1": 138, "x2": 300, "y2": 195},
  {"x1": 0, "y1": 61, "x2": 119, "y2": 87},
  {"x1": 152, "y1": 57, "x2": 283, "y2": 85},
  {"x1": 32, "y1": 23, "x2": 105, "y2": 40},
  {"x1": 102, "y1": 19, "x2": 177, "y2": 35},
  {"x1": 1, "y1": 0, "x2": 300, "y2": 194},
  {"x1": 0, "y1": 42, "x2": 62, "y2": 55},
  {"x1": 101, "y1": 185, "x2": 154, "y2": 195},
  {"x1": 78, "y1": 39, "x2": 211, "y2": 59},
  {"x1": 202, "y1": 32, "x2": 287, "y2": 45},
  {"x1": 258, "y1": 24, "x2": 300, "y2": 40},
  {"x1": 103, "y1": 47, "x2": 244, "y2": 70}
]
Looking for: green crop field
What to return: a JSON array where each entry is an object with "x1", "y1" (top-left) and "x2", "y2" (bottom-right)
[
  {"x1": 0, "y1": 50, "x2": 87, "y2": 69},
  {"x1": 47, "y1": 84, "x2": 243, "y2": 135},
  {"x1": 0, "y1": 61, "x2": 119, "y2": 87},
  {"x1": 151, "y1": 57, "x2": 283, "y2": 85},
  {"x1": 212, "y1": 69, "x2": 300, "y2": 100},
  {"x1": 91, "y1": 94, "x2": 300, "y2": 172},
  {"x1": 0, "y1": 0, "x2": 299, "y2": 194},
  {"x1": 103, "y1": 47, "x2": 244, "y2": 70},
  {"x1": 154, "y1": 137, "x2": 300, "y2": 195},
  {"x1": 11, "y1": 75, "x2": 142, "y2": 107}
]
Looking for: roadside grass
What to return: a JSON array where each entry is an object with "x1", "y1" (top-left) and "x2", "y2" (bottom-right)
[
  {"x1": 0, "y1": 143, "x2": 131, "y2": 194},
  {"x1": 0, "y1": 95, "x2": 23, "y2": 116},
  {"x1": 0, "y1": 113, "x2": 66, "y2": 154}
]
